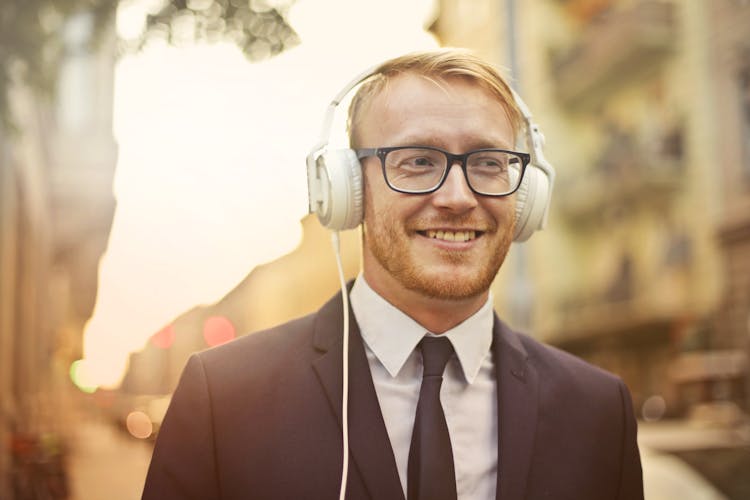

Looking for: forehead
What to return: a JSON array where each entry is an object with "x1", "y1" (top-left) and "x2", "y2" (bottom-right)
[{"x1": 358, "y1": 73, "x2": 515, "y2": 150}]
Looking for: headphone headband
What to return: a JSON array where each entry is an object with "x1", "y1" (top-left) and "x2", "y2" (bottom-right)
[{"x1": 309, "y1": 65, "x2": 381, "y2": 161}]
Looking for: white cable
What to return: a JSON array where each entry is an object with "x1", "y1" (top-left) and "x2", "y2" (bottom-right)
[{"x1": 332, "y1": 231, "x2": 350, "y2": 500}]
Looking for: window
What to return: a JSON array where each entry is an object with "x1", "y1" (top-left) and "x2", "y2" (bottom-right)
[{"x1": 740, "y1": 63, "x2": 750, "y2": 181}]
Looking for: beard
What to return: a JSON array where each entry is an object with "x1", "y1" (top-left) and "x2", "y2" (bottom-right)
[{"x1": 362, "y1": 200, "x2": 514, "y2": 301}]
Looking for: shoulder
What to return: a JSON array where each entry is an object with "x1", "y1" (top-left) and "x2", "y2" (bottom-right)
[
  {"x1": 200, "y1": 288, "x2": 345, "y2": 359},
  {"x1": 189, "y1": 311, "x2": 319, "y2": 384},
  {"x1": 184, "y1": 290, "x2": 344, "y2": 385},
  {"x1": 165, "y1": 311, "x2": 323, "y2": 413},
  {"x1": 204, "y1": 312, "x2": 315, "y2": 361},
  {"x1": 494, "y1": 322, "x2": 643, "y2": 497},
  {"x1": 497, "y1": 318, "x2": 629, "y2": 401},
  {"x1": 524, "y1": 332, "x2": 619, "y2": 383}
]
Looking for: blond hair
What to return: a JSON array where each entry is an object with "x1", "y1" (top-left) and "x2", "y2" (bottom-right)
[{"x1": 347, "y1": 48, "x2": 524, "y2": 148}]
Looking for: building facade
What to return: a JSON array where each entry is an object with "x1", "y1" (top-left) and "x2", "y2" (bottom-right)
[
  {"x1": 0, "y1": 13, "x2": 117, "y2": 497},
  {"x1": 709, "y1": 0, "x2": 750, "y2": 416},
  {"x1": 435, "y1": 0, "x2": 748, "y2": 419}
]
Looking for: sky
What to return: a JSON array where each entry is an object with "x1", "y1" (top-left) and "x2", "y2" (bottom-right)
[{"x1": 79, "y1": 0, "x2": 439, "y2": 388}]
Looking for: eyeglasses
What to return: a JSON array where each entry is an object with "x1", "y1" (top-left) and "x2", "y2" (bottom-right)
[{"x1": 356, "y1": 146, "x2": 530, "y2": 196}]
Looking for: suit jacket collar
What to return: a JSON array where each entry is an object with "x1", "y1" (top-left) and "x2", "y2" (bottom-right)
[
  {"x1": 311, "y1": 289, "x2": 539, "y2": 500},
  {"x1": 312, "y1": 290, "x2": 405, "y2": 500},
  {"x1": 492, "y1": 315, "x2": 539, "y2": 500}
]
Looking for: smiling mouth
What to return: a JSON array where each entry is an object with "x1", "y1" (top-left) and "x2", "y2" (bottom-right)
[{"x1": 420, "y1": 230, "x2": 479, "y2": 242}]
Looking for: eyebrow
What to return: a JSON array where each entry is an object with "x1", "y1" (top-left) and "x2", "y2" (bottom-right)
[{"x1": 391, "y1": 136, "x2": 515, "y2": 152}]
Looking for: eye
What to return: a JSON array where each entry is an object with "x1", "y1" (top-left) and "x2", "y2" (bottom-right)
[
  {"x1": 402, "y1": 156, "x2": 438, "y2": 170},
  {"x1": 475, "y1": 158, "x2": 504, "y2": 168},
  {"x1": 468, "y1": 153, "x2": 508, "y2": 174},
  {"x1": 387, "y1": 149, "x2": 444, "y2": 173}
]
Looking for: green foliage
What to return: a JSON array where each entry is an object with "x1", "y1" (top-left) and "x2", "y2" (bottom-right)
[
  {"x1": 0, "y1": 0, "x2": 298, "y2": 128},
  {"x1": 0, "y1": 0, "x2": 118, "y2": 128},
  {"x1": 139, "y1": 0, "x2": 299, "y2": 61}
]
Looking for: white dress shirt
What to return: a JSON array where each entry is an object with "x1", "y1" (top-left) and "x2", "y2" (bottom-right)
[{"x1": 350, "y1": 276, "x2": 498, "y2": 500}]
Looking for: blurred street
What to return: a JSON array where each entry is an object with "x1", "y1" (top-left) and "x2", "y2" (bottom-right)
[
  {"x1": 641, "y1": 447, "x2": 727, "y2": 500},
  {"x1": 639, "y1": 421, "x2": 750, "y2": 500},
  {"x1": 67, "y1": 413, "x2": 152, "y2": 500},
  {"x1": 62, "y1": 408, "x2": 750, "y2": 500}
]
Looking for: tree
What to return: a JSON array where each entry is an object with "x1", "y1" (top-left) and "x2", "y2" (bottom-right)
[
  {"x1": 0, "y1": 0, "x2": 299, "y2": 127},
  {"x1": 139, "y1": 0, "x2": 298, "y2": 60}
]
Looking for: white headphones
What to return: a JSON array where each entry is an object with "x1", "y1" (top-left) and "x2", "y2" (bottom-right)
[{"x1": 306, "y1": 65, "x2": 556, "y2": 242}]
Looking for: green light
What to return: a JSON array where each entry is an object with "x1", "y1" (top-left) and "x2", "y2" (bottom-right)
[{"x1": 69, "y1": 360, "x2": 98, "y2": 394}]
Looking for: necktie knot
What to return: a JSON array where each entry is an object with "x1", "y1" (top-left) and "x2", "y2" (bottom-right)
[{"x1": 419, "y1": 336, "x2": 454, "y2": 378}]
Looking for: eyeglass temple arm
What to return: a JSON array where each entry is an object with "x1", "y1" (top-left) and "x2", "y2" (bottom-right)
[{"x1": 355, "y1": 148, "x2": 377, "y2": 160}]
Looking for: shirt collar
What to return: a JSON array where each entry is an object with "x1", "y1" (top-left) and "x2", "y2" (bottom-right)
[{"x1": 350, "y1": 275, "x2": 494, "y2": 384}]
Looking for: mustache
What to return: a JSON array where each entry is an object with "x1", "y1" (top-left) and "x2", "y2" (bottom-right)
[{"x1": 407, "y1": 213, "x2": 497, "y2": 232}]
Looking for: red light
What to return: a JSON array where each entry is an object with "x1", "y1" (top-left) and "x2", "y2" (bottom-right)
[
  {"x1": 126, "y1": 411, "x2": 153, "y2": 439},
  {"x1": 151, "y1": 325, "x2": 175, "y2": 349},
  {"x1": 203, "y1": 316, "x2": 236, "y2": 347}
]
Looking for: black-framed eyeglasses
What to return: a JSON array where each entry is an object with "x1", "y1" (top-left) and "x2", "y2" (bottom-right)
[{"x1": 356, "y1": 146, "x2": 530, "y2": 196}]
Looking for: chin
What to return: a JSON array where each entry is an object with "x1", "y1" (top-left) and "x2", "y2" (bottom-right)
[{"x1": 403, "y1": 268, "x2": 495, "y2": 301}]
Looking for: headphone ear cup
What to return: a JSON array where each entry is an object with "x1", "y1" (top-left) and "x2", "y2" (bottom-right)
[
  {"x1": 513, "y1": 165, "x2": 550, "y2": 242},
  {"x1": 314, "y1": 149, "x2": 363, "y2": 231}
]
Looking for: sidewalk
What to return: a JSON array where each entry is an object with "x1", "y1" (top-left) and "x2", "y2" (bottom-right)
[
  {"x1": 639, "y1": 419, "x2": 750, "y2": 500},
  {"x1": 64, "y1": 414, "x2": 748, "y2": 499},
  {"x1": 639, "y1": 419, "x2": 750, "y2": 452},
  {"x1": 641, "y1": 447, "x2": 728, "y2": 500},
  {"x1": 67, "y1": 414, "x2": 153, "y2": 500}
]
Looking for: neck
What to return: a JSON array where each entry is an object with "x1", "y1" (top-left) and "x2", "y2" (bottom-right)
[{"x1": 362, "y1": 270, "x2": 490, "y2": 334}]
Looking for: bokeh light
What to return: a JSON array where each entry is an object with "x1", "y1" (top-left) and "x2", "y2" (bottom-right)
[
  {"x1": 69, "y1": 360, "x2": 98, "y2": 394},
  {"x1": 125, "y1": 411, "x2": 154, "y2": 439},
  {"x1": 203, "y1": 316, "x2": 236, "y2": 347},
  {"x1": 151, "y1": 324, "x2": 176, "y2": 349},
  {"x1": 642, "y1": 395, "x2": 667, "y2": 422}
]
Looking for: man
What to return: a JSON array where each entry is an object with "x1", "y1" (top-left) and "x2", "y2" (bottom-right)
[{"x1": 143, "y1": 49, "x2": 644, "y2": 500}]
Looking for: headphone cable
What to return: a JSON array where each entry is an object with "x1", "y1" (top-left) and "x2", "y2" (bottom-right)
[{"x1": 331, "y1": 231, "x2": 350, "y2": 500}]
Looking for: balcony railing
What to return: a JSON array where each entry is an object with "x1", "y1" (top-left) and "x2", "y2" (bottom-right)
[
  {"x1": 553, "y1": 0, "x2": 676, "y2": 106},
  {"x1": 556, "y1": 120, "x2": 684, "y2": 223},
  {"x1": 556, "y1": 159, "x2": 682, "y2": 223}
]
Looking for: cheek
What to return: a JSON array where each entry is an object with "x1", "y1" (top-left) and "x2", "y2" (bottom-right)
[
  {"x1": 362, "y1": 167, "x2": 385, "y2": 220},
  {"x1": 363, "y1": 167, "x2": 422, "y2": 224},
  {"x1": 486, "y1": 197, "x2": 517, "y2": 226}
]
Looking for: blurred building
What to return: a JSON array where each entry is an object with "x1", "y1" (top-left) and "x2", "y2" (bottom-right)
[
  {"x1": 0, "y1": 13, "x2": 117, "y2": 497},
  {"x1": 709, "y1": 0, "x2": 750, "y2": 416},
  {"x1": 121, "y1": 216, "x2": 360, "y2": 399},
  {"x1": 435, "y1": 0, "x2": 749, "y2": 419}
]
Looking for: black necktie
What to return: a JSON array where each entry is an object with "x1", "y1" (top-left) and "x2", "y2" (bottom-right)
[{"x1": 408, "y1": 336, "x2": 457, "y2": 500}]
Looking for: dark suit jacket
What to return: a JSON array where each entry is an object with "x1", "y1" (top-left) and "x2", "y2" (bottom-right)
[{"x1": 142, "y1": 290, "x2": 643, "y2": 500}]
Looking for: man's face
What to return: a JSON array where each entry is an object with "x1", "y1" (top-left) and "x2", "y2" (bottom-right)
[{"x1": 358, "y1": 73, "x2": 517, "y2": 302}]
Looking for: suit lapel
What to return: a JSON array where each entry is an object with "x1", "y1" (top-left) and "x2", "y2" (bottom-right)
[
  {"x1": 312, "y1": 291, "x2": 405, "y2": 500},
  {"x1": 493, "y1": 316, "x2": 539, "y2": 500}
]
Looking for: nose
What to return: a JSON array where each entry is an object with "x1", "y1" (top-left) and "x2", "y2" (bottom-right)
[{"x1": 431, "y1": 163, "x2": 478, "y2": 213}]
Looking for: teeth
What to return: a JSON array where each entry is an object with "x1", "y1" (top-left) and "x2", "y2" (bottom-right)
[{"x1": 426, "y1": 230, "x2": 477, "y2": 242}]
